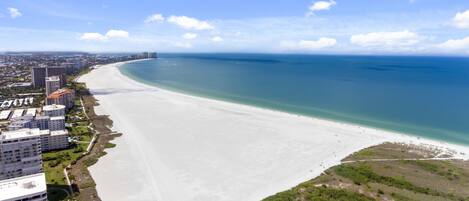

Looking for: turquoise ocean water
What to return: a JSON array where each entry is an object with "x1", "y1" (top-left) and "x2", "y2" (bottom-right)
[{"x1": 120, "y1": 54, "x2": 469, "y2": 145}]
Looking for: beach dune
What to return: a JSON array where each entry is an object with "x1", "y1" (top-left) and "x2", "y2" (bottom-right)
[{"x1": 79, "y1": 62, "x2": 469, "y2": 201}]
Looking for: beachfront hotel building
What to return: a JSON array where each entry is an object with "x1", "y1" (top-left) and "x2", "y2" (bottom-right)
[
  {"x1": 0, "y1": 173, "x2": 47, "y2": 201},
  {"x1": 45, "y1": 76, "x2": 61, "y2": 96},
  {"x1": 0, "y1": 129, "x2": 43, "y2": 180},
  {"x1": 46, "y1": 88, "x2": 75, "y2": 109}
]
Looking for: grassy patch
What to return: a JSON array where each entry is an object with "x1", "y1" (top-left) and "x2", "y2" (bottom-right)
[
  {"x1": 105, "y1": 142, "x2": 116, "y2": 149},
  {"x1": 83, "y1": 158, "x2": 98, "y2": 167},
  {"x1": 43, "y1": 144, "x2": 87, "y2": 185},
  {"x1": 334, "y1": 164, "x2": 453, "y2": 198},
  {"x1": 70, "y1": 126, "x2": 90, "y2": 135},
  {"x1": 263, "y1": 185, "x2": 375, "y2": 201}
]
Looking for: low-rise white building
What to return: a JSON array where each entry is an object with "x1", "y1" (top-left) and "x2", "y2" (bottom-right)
[
  {"x1": 7, "y1": 115, "x2": 35, "y2": 131},
  {"x1": 0, "y1": 173, "x2": 47, "y2": 201},
  {"x1": 25, "y1": 108, "x2": 37, "y2": 117},
  {"x1": 41, "y1": 130, "x2": 69, "y2": 151},
  {"x1": 11, "y1": 109, "x2": 24, "y2": 119},
  {"x1": 0, "y1": 110, "x2": 12, "y2": 120}
]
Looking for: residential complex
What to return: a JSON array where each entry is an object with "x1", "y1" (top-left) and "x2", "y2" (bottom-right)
[
  {"x1": 0, "y1": 51, "x2": 156, "y2": 200},
  {"x1": 7, "y1": 106, "x2": 66, "y2": 132}
]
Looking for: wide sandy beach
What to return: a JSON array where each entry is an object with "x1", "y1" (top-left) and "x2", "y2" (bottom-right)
[{"x1": 79, "y1": 61, "x2": 469, "y2": 201}]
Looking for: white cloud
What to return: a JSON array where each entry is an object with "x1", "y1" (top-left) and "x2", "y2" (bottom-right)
[
  {"x1": 105, "y1": 29, "x2": 129, "y2": 38},
  {"x1": 80, "y1": 33, "x2": 106, "y2": 41},
  {"x1": 8, "y1": 7, "x2": 22, "y2": 19},
  {"x1": 281, "y1": 37, "x2": 337, "y2": 51},
  {"x1": 350, "y1": 30, "x2": 419, "y2": 47},
  {"x1": 80, "y1": 29, "x2": 129, "y2": 41},
  {"x1": 310, "y1": 0, "x2": 336, "y2": 12},
  {"x1": 453, "y1": 10, "x2": 469, "y2": 29},
  {"x1": 182, "y1": 33, "x2": 197, "y2": 40},
  {"x1": 439, "y1": 36, "x2": 469, "y2": 50},
  {"x1": 145, "y1": 14, "x2": 165, "y2": 24},
  {"x1": 211, "y1": 36, "x2": 223, "y2": 42},
  {"x1": 167, "y1": 15, "x2": 214, "y2": 30}
]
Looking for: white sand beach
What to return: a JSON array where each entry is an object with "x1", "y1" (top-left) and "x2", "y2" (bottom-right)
[{"x1": 79, "y1": 61, "x2": 469, "y2": 201}]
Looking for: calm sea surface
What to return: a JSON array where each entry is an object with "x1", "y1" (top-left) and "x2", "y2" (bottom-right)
[{"x1": 120, "y1": 54, "x2": 469, "y2": 145}]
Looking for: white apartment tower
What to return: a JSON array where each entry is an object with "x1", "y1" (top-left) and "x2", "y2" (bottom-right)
[
  {"x1": 45, "y1": 76, "x2": 61, "y2": 96},
  {"x1": 0, "y1": 129, "x2": 43, "y2": 180}
]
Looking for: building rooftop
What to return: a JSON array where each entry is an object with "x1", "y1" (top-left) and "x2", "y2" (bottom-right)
[
  {"x1": 25, "y1": 108, "x2": 37, "y2": 117},
  {"x1": 50, "y1": 116, "x2": 65, "y2": 121},
  {"x1": 1, "y1": 128, "x2": 41, "y2": 140},
  {"x1": 35, "y1": 116, "x2": 50, "y2": 120},
  {"x1": 50, "y1": 129, "x2": 68, "y2": 136},
  {"x1": 45, "y1": 76, "x2": 60, "y2": 82},
  {"x1": 11, "y1": 109, "x2": 24, "y2": 119},
  {"x1": 47, "y1": 88, "x2": 73, "y2": 99},
  {"x1": 0, "y1": 173, "x2": 47, "y2": 201},
  {"x1": 42, "y1": 104, "x2": 66, "y2": 111},
  {"x1": 0, "y1": 110, "x2": 11, "y2": 120}
]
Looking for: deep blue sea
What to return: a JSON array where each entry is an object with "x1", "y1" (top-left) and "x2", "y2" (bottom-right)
[{"x1": 120, "y1": 54, "x2": 469, "y2": 145}]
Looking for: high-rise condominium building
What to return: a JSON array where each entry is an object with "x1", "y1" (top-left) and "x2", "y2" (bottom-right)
[
  {"x1": 45, "y1": 76, "x2": 61, "y2": 96},
  {"x1": 31, "y1": 66, "x2": 67, "y2": 88},
  {"x1": 0, "y1": 129, "x2": 43, "y2": 180}
]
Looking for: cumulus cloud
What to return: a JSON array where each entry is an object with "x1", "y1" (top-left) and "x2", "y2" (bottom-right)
[
  {"x1": 145, "y1": 14, "x2": 165, "y2": 24},
  {"x1": 182, "y1": 33, "x2": 197, "y2": 40},
  {"x1": 453, "y1": 10, "x2": 469, "y2": 29},
  {"x1": 310, "y1": 0, "x2": 336, "y2": 12},
  {"x1": 105, "y1": 29, "x2": 129, "y2": 38},
  {"x1": 211, "y1": 36, "x2": 223, "y2": 42},
  {"x1": 281, "y1": 37, "x2": 337, "y2": 51},
  {"x1": 80, "y1": 29, "x2": 129, "y2": 41},
  {"x1": 439, "y1": 36, "x2": 469, "y2": 51},
  {"x1": 350, "y1": 30, "x2": 419, "y2": 47},
  {"x1": 167, "y1": 15, "x2": 214, "y2": 30},
  {"x1": 80, "y1": 33, "x2": 106, "y2": 41},
  {"x1": 8, "y1": 7, "x2": 22, "y2": 19}
]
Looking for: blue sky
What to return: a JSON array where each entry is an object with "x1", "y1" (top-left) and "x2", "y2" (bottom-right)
[{"x1": 0, "y1": 0, "x2": 468, "y2": 55}]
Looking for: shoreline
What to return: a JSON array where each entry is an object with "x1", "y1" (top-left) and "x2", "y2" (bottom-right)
[
  {"x1": 117, "y1": 60, "x2": 469, "y2": 158},
  {"x1": 79, "y1": 61, "x2": 469, "y2": 201},
  {"x1": 121, "y1": 62, "x2": 468, "y2": 148}
]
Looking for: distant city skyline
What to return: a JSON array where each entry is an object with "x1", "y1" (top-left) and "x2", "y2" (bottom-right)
[{"x1": 0, "y1": 0, "x2": 468, "y2": 55}]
